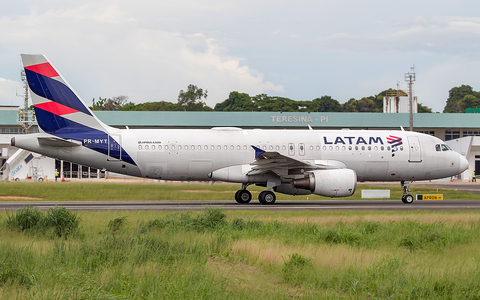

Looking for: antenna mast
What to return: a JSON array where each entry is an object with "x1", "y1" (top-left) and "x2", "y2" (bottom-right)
[
  {"x1": 17, "y1": 69, "x2": 35, "y2": 133},
  {"x1": 404, "y1": 66, "x2": 416, "y2": 131}
]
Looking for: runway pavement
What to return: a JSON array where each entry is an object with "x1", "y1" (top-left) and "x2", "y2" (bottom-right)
[{"x1": 1, "y1": 200, "x2": 480, "y2": 211}]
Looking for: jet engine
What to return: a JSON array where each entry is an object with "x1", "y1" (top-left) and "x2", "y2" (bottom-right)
[{"x1": 292, "y1": 169, "x2": 357, "y2": 197}]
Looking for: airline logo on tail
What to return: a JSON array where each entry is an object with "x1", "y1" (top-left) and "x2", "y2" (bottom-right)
[{"x1": 22, "y1": 54, "x2": 136, "y2": 166}]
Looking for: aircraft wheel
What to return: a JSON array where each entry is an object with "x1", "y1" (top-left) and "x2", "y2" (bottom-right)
[
  {"x1": 235, "y1": 190, "x2": 252, "y2": 204},
  {"x1": 38, "y1": 177, "x2": 44, "y2": 182},
  {"x1": 402, "y1": 194, "x2": 414, "y2": 204},
  {"x1": 258, "y1": 191, "x2": 276, "y2": 205},
  {"x1": 14, "y1": 178, "x2": 20, "y2": 182}
]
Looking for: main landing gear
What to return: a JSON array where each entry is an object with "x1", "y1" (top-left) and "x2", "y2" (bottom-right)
[
  {"x1": 401, "y1": 181, "x2": 414, "y2": 204},
  {"x1": 234, "y1": 184, "x2": 276, "y2": 205}
]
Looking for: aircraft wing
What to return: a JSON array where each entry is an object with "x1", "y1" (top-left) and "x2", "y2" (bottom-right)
[
  {"x1": 248, "y1": 146, "x2": 345, "y2": 177},
  {"x1": 37, "y1": 137, "x2": 82, "y2": 147}
]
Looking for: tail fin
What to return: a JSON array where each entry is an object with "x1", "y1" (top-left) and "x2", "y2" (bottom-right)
[
  {"x1": 21, "y1": 54, "x2": 135, "y2": 165},
  {"x1": 21, "y1": 54, "x2": 110, "y2": 135}
]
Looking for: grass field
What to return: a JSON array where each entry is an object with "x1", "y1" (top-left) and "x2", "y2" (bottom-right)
[
  {"x1": 1, "y1": 182, "x2": 480, "y2": 299},
  {"x1": 0, "y1": 181, "x2": 477, "y2": 201},
  {"x1": 1, "y1": 208, "x2": 480, "y2": 299}
]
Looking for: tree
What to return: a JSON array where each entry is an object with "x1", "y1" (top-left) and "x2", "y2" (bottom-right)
[
  {"x1": 342, "y1": 98, "x2": 358, "y2": 112},
  {"x1": 177, "y1": 84, "x2": 211, "y2": 111},
  {"x1": 443, "y1": 85, "x2": 475, "y2": 113},
  {"x1": 311, "y1": 96, "x2": 342, "y2": 112},
  {"x1": 417, "y1": 103, "x2": 433, "y2": 113},
  {"x1": 90, "y1": 95, "x2": 129, "y2": 111},
  {"x1": 214, "y1": 92, "x2": 254, "y2": 111}
]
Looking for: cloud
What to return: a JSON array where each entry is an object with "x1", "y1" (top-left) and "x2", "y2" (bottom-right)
[
  {"x1": 0, "y1": 2, "x2": 283, "y2": 107},
  {"x1": 309, "y1": 17, "x2": 480, "y2": 55},
  {"x1": 0, "y1": 78, "x2": 23, "y2": 107}
]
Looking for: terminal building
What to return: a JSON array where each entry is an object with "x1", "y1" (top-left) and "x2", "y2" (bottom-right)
[{"x1": 1, "y1": 105, "x2": 480, "y2": 181}]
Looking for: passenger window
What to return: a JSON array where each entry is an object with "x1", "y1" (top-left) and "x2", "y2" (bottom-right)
[
  {"x1": 152, "y1": 145, "x2": 155, "y2": 150},
  {"x1": 165, "y1": 145, "x2": 169, "y2": 150},
  {"x1": 171, "y1": 145, "x2": 175, "y2": 150},
  {"x1": 158, "y1": 145, "x2": 162, "y2": 150},
  {"x1": 218, "y1": 145, "x2": 221, "y2": 150},
  {"x1": 138, "y1": 145, "x2": 142, "y2": 150},
  {"x1": 145, "y1": 145, "x2": 149, "y2": 150},
  {"x1": 381, "y1": 146, "x2": 384, "y2": 151},
  {"x1": 435, "y1": 144, "x2": 441, "y2": 151},
  {"x1": 184, "y1": 145, "x2": 188, "y2": 150}
]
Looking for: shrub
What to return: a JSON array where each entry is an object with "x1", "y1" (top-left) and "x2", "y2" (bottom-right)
[
  {"x1": 192, "y1": 207, "x2": 227, "y2": 231},
  {"x1": 108, "y1": 216, "x2": 128, "y2": 233},
  {"x1": 45, "y1": 206, "x2": 80, "y2": 237},
  {"x1": 5, "y1": 206, "x2": 42, "y2": 231},
  {"x1": 282, "y1": 253, "x2": 312, "y2": 284}
]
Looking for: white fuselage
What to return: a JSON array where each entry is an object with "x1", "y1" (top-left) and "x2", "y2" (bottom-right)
[{"x1": 13, "y1": 128, "x2": 466, "y2": 183}]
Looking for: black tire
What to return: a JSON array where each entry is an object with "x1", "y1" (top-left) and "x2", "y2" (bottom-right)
[
  {"x1": 258, "y1": 191, "x2": 276, "y2": 205},
  {"x1": 38, "y1": 177, "x2": 44, "y2": 182},
  {"x1": 402, "y1": 194, "x2": 414, "y2": 204},
  {"x1": 235, "y1": 190, "x2": 252, "y2": 204},
  {"x1": 14, "y1": 178, "x2": 20, "y2": 182}
]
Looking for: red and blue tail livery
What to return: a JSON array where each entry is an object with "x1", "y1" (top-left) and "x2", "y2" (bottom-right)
[{"x1": 21, "y1": 54, "x2": 135, "y2": 166}]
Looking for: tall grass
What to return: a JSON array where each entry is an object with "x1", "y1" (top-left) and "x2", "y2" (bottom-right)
[{"x1": 1, "y1": 208, "x2": 480, "y2": 298}]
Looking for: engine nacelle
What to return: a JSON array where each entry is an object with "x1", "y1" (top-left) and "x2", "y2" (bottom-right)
[{"x1": 292, "y1": 169, "x2": 357, "y2": 197}]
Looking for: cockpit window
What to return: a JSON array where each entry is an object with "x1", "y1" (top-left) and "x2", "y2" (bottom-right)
[
  {"x1": 435, "y1": 144, "x2": 441, "y2": 152},
  {"x1": 441, "y1": 144, "x2": 451, "y2": 151}
]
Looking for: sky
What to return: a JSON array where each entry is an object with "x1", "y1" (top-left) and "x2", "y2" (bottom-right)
[{"x1": 1, "y1": 0, "x2": 480, "y2": 113}]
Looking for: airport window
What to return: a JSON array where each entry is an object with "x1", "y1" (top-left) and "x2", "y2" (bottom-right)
[
  {"x1": 445, "y1": 130, "x2": 460, "y2": 141},
  {"x1": 463, "y1": 131, "x2": 480, "y2": 137}
]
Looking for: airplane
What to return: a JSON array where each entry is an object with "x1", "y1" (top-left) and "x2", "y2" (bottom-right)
[{"x1": 12, "y1": 54, "x2": 469, "y2": 204}]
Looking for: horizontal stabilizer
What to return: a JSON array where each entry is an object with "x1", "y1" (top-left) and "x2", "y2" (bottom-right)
[{"x1": 37, "y1": 137, "x2": 82, "y2": 147}]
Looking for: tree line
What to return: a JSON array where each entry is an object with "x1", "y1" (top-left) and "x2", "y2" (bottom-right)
[{"x1": 89, "y1": 84, "x2": 448, "y2": 113}]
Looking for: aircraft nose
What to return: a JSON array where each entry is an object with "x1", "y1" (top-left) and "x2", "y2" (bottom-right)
[{"x1": 459, "y1": 155, "x2": 469, "y2": 172}]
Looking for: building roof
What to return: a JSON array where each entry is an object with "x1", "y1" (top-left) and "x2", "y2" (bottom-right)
[{"x1": 1, "y1": 110, "x2": 479, "y2": 129}]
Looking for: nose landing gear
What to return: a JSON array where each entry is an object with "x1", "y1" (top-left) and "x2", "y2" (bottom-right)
[{"x1": 401, "y1": 181, "x2": 414, "y2": 204}]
